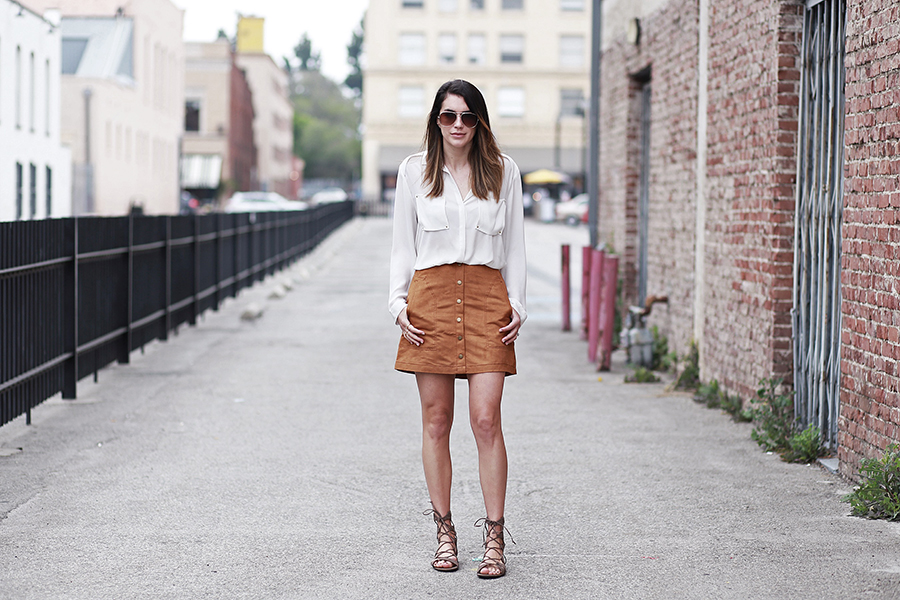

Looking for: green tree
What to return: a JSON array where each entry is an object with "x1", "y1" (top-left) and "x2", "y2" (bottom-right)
[
  {"x1": 291, "y1": 70, "x2": 361, "y2": 181},
  {"x1": 344, "y1": 16, "x2": 364, "y2": 96},
  {"x1": 293, "y1": 33, "x2": 321, "y2": 72}
]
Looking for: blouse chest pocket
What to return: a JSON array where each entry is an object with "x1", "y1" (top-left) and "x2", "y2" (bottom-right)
[
  {"x1": 475, "y1": 198, "x2": 507, "y2": 236},
  {"x1": 415, "y1": 194, "x2": 450, "y2": 232}
]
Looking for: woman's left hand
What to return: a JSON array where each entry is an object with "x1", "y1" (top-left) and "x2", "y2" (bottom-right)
[{"x1": 500, "y1": 309, "x2": 522, "y2": 345}]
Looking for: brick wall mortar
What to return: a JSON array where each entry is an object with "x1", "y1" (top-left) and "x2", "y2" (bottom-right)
[
  {"x1": 599, "y1": 0, "x2": 699, "y2": 357},
  {"x1": 839, "y1": 0, "x2": 900, "y2": 480}
]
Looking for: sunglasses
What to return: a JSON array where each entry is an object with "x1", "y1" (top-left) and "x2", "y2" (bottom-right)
[{"x1": 438, "y1": 111, "x2": 478, "y2": 128}]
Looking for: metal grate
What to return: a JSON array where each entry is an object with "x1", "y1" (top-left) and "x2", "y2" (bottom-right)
[{"x1": 792, "y1": 0, "x2": 846, "y2": 449}]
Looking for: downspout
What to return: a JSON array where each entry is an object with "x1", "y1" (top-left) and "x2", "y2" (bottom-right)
[{"x1": 693, "y1": 0, "x2": 709, "y2": 373}]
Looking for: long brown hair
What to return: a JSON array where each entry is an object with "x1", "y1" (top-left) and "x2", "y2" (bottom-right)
[{"x1": 423, "y1": 80, "x2": 504, "y2": 201}]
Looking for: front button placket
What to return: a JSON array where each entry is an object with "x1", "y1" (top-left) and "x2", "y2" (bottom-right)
[{"x1": 455, "y1": 264, "x2": 465, "y2": 369}]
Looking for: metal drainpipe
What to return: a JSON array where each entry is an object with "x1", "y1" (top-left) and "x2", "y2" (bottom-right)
[
  {"x1": 588, "y1": 0, "x2": 603, "y2": 249},
  {"x1": 82, "y1": 87, "x2": 93, "y2": 213}
]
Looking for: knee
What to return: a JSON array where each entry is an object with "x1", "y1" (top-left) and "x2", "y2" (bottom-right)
[
  {"x1": 470, "y1": 411, "x2": 501, "y2": 441},
  {"x1": 423, "y1": 409, "x2": 453, "y2": 441}
]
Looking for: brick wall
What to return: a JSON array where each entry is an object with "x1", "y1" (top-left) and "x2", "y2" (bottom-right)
[
  {"x1": 700, "y1": 0, "x2": 802, "y2": 399},
  {"x1": 599, "y1": 0, "x2": 699, "y2": 356},
  {"x1": 838, "y1": 0, "x2": 900, "y2": 479}
]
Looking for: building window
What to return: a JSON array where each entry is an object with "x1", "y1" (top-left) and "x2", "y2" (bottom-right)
[
  {"x1": 61, "y1": 38, "x2": 89, "y2": 74},
  {"x1": 561, "y1": 0, "x2": 584, "y2": 10},
  {"x1": 29, "y1": 52, "x2": 35, "y2": 132},
  {"x1": 560, "y1": 88, "x2": 585, "y2": 116},
  {"x1": 399, "y1": 33, "x2": 426, "y2": 66},
  {"x1": 29, "y1": 164, "x2": 37, "y2": 218},
  {"x1": 15, "y1": 163, "x2": 23, "y2": 220},
  {"x1": 500, "y1": 35, "x2": 524, "y2": 64},
  {"x1": 502, "y1": 0, "x2": 524, "y2": 9},
  {"x1": 46, "y1": 166, "x2": 53, "y2": 217},
  {"x1": 497, "y1": 87, "x2": 525, "y2": 117},
  {"x1": 45, "y1": 59, "x2": 51, "y2": 136},
  {"x1": 467, "y1": 34, "x2": 486, "y2": 65},
  {"x1": 559, "y1": 35, "x2": 585, "y2": 68},
  {"x1": 439, "y1": 0, "x2": 457, "y2": 10},
  {"x1": 470, "y1": 0, "x2": 484, "y2": 9},
  {"x1": 438, "y1": 34, "x2": 457, "y2": 64},
  {"x1": 398, "y1": 86, "x2": 425, "y2": 118},
  {"x1": 402, "y1": 0, "x2": 424, "y2": 7},
  {"x1": 185, "y1": 100, "x2": 200, "y2": 131},
  {"x1": 16, "y1": 46, "x2": 21, "y2": 129}
]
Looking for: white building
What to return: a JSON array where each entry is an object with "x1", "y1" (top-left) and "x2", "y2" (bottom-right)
[
  {"x1": 362, "y1": 0, "x2": 591, "y2": 200},
  {"x1": 0, "y1": 0, "x2": 72, "y2": 221},
  {"x1": 24, "y1": 0, "x2": 185, "y2": 215}
]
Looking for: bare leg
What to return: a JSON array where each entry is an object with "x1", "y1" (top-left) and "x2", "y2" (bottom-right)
[
  {"x1": 416, "y1": 372, "x2": 456, "y2": 570},
  {"x1": 468, "y1": 372, "x2": 508, "y2": 577}
]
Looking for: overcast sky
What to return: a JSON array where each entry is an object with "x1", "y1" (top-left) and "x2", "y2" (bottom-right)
[{"x1": 172, "y1": 0, "x2": 368, "y2": 84}]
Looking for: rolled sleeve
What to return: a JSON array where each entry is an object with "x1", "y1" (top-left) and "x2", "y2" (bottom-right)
[{"x1": 388, "y1": 158, "x2": 418, "y2": 323}]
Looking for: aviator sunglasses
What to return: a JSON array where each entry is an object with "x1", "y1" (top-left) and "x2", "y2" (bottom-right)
[{"x1": 438, "y1": 110, "x2": 479, "y2": 128}]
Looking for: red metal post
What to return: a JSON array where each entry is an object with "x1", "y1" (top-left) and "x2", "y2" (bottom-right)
[
  {"x1": 587, "y1": 249, "x2": 605, "y2": 363},
  {"x1": 561, "y1": 244, "x2": 571, "y2": 331},
  {"x1": 598, "y1": 255, "x2": 619, "y2": 371},
  {"x1": 581, "y1": 245, "x2": 592, "y2": 340}
]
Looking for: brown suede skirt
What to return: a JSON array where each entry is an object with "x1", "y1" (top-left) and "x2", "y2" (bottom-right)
[{"x1": 395, "y1": 263, "x2": 516, "y2": 377}]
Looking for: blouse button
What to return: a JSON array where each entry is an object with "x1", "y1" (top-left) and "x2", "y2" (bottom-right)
[
  {"x1": 457, "y1": 280, "x2": 462, "y2": 285},
  {"x1": 456, "y1": 317, "x2": 462, "y2": 323},
  {"x1": 458, "y1": 354, "x2": 464, "y2": 359},
  {"x1": 457, "y1": 299, "x2": 462, "y2": 304},
  {"x1": 458, "y1": 335, "x2": 463, "y2": 341}
]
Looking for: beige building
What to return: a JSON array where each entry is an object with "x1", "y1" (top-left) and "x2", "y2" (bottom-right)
[
  {"x1": 362, "y1": 0, "x2": 591, "y2": 200},
  {"x1": 182, "y1": 37, "x2": 256, "y2": 205},
  {"x1": 234, "y1": 17, "x2": 294, "y2": 198},
  {"x1": 23, "y1": 0, "x2": 184, "y2": 215}
]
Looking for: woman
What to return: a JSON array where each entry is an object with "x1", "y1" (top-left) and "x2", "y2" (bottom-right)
[{"x1": 388, "y1": 79, "x2": 526, "y2": 579}]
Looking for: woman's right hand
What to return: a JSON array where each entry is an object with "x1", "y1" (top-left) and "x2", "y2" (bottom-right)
[{"x1": 397, "y1": 307, "x2": 425, "y2": 347}]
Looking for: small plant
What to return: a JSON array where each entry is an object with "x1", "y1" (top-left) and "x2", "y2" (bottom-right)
[
  {"x1": 783, "y1": 424, "x2": 825, "y2": 463},
  {"x1": 625, "y1": 366, "x2": 660, "y2": 383},
  {"x1": 673, "y1": 341, "x2": 700, "y2": 390},
  {"x1": 748, "y1": 378, "x2": 794, "y2": 452},
  {"x1": 694, "y1": 379, "x2": 721, "y2": 408},
  {"x1": 843, "y1": 445, "x2": 900, "y2": 521},
  {"x1": 650, "y1": 326, "x2": 670, "y2": 372},
  {"x1": 720, "y1": 392, "x2": 750, "y2": 422}
]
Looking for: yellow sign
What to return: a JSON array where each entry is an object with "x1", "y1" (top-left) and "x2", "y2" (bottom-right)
[{"x1": 237, "y1": 17, "x2": 264, "y2": 53}]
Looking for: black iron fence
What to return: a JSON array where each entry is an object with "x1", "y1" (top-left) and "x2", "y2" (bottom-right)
[{"x1": 0, "y1": 202, "x2": 354, "y2": 428}]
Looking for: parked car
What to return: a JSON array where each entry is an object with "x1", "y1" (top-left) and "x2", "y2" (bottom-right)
[
  {"x1": 224, "y1": 191, "x2": 307, "y2": 213},
  {"x1": 311, "y1": 187, "x2": 348, "y2": 205},
  {"x1": 555, "y1": 193, "x2": 588, "y2": 225}
]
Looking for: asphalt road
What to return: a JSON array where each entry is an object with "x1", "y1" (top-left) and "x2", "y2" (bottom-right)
[{"x1": 1, "y1": 217, "x2": 899, "y2": 600}]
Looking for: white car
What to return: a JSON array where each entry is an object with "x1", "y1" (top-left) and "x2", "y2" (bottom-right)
[
  {"x1": 311, "y1": 187, "x2": 349, "y2": 205},
  {"x1": 555, "y1": 193, "x2": 589, "y2": 226},
  {"x1": 225, "y1": 191, "x2": 307, "y2": 213}
]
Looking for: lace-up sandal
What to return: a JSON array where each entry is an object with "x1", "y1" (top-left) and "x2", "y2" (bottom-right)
[
  {"x1": 474, "y1": 517, "x2": 515, "y2": 579},
  {"x1": 424, "y1": 507, "x2": 459, "y2": 572}
]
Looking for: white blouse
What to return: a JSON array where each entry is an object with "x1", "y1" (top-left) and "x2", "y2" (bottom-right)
[{"x1": 388, "y1": 151, "x2": 527, "y2": 325}]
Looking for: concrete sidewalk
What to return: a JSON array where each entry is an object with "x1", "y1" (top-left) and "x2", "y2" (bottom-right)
[{"x1": 1, "y1": 218, "x2": 898, "y2": 600}]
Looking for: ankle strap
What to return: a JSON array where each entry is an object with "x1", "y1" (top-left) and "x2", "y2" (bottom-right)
[{"x1": 474, "y1": 517, "x2": 516, "y2": 546}]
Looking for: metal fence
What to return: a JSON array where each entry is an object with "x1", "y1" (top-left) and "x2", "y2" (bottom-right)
[
  {"x1": 0, "y1": 202, "x2": 353, "y2": 428},
  {"x1": 792, "y1": 0, "x2": 846, "y2": 449}
]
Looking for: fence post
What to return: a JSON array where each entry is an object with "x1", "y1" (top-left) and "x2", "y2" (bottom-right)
[
  {"x1": 191, "y1": 213, "x2": 200, "y2": 326},
  {"x1": 581, "y1": 245, "x2": 592, "y2": 340},
  {"x1": 163, "y1": 216, "x2": 172, "y2": 338},
  {"x1": 62, "y1": 217, "x2": 78, "y2": 399},
  {"x1": 587, "y1": 249, "x2": 605, "y2": 363},
  {"x1": 561, "y1": 244, "x2": 571, "y2": 331},
  {"x1": 598, "y1": 255, "x2": 619, "y2": 371},
  {"x1": 119, "y1": 213, "x2": 134, "y2": 365},
  {"x1": 214, "y1": 213, "x2": 222, "y2": 310}
]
